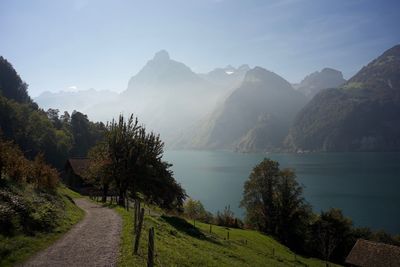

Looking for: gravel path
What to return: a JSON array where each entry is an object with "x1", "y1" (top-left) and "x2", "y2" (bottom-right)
[{"x1": 22, "y1": 198, "x2": 122, "y2": 267}]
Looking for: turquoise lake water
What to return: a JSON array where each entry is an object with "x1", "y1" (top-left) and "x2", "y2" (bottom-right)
[{"x1": 164, "y1": 150, "x2": 400, "y2": 234}]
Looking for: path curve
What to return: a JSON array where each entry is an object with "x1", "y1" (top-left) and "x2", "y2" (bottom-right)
[{"x1": 22, "y1": 198, "x2": 122, "y2": 267}]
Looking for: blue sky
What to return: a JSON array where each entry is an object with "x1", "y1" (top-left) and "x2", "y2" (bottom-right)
[{"x1": 1, "y1": 0, "x2": 399, "y2": 96}]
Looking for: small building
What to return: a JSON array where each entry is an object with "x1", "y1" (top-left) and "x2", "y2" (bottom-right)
[
  {"x1": 345, "y1": 239, "x2": 400, "y2": 267},
  {"x1": 64, "y1": 158, "x2": 90, "y2": 189}
]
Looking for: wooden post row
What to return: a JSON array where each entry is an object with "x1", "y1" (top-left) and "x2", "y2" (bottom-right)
[
  {"x1": 134, "y1": 208, "x2": 145, "y2": 254},
  {"x1": 147, "y1": 227, "x2": 155, "y2": 267}
]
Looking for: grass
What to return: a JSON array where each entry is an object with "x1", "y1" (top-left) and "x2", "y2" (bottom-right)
[
  {"x1": 0, "y1": 185, "x2": 85, "y2": 266},
  {"x1": 114, "y1": 203, "x2": 340, "y2": 267}
]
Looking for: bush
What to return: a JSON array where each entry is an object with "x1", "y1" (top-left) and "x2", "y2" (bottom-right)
[
  {"x1": 31, "y1": 153, "x2": 59, "y2": 190},
  {"x1": 0, "y1": 138, "x2": 59, "y2": 190},
  {"x1": 0, "y1": 184, "x2": 63, "y2": 236},
  {"x1": 216, "y1": 205, "x2": 243, "y2": 228},
  {"x1": 183, "y1": 198, "x2": 214, "y2": 224}
]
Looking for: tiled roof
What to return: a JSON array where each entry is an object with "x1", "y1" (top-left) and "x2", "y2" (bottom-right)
[
  {"x1": 345, "y1": 239, "x2": 400, "y2": 267},
  {"x1": 67, "y1": 158, "x2": 89, "y2": 177}
]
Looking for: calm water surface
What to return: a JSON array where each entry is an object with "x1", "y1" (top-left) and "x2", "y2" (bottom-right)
[{"x1": 164, "y1": 150, "x2": 400, "y2": 234}]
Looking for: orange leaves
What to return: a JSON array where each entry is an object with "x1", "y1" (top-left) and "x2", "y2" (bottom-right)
[{"x1": 0, "y1": 138, "x2": 59, "y2": 190}]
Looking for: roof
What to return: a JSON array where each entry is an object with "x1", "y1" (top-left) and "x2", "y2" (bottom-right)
[
  {"x1": 345, "y1": 239, "x2": 400, "y2": 267},
  {"x1": 66, "y1": 158, "x2": 90, "y2": 177}
]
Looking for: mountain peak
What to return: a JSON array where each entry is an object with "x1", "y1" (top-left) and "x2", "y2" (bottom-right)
[
  {"x1": 381, "y1": 44, "x2": 400, "y2": 58},
  {"x1": 153, "y1": 50, "x2": 170, "y2": 61},
  {"x1": 244, "y1": 67, "x2": 274, "y2": 82},
  {"x1": 345, "y1": 44, "x2": 400, "y2": 90}
]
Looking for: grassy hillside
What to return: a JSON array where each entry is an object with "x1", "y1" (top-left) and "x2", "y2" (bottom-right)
[
  {"x1": 0, "y1": 185, "x2": 84, "y2": 266},
  {"x1": 114, "y1": 204, "x2": 338, "y2": 267}
]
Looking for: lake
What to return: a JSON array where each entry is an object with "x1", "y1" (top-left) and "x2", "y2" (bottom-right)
[{"x1": 164, "y1": 150, "x2": 400, "y2": 234}]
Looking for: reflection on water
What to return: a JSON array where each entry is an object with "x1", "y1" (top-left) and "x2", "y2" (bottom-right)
[{"x1": 165, "y1": 150, "x2": 400, "y2": 234}]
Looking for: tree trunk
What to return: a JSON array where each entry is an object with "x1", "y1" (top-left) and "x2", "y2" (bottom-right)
[
  {"x1": 102, "y1": 183, "x2": 109, "y2": 202},
  {"x1": 118, "y1": 188, "x2": 125, "y2": 207}
]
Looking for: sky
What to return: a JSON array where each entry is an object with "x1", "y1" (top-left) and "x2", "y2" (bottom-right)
[{"x1": 1, "y1": 0, "x2": 399, "y2": 97}]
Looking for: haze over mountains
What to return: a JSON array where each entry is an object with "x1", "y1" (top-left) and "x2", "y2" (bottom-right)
[
  {"x1": 293, "y1": 68, "x2": 346, "y2": 98},
  {"x1": 287, "y1": 44, "x2": 400, "y2": 152},
  {"x1": 34, "y1": 45, "x2": 400, "y2": 152},
  {"x1": 35, "y1": 89, "x2": 119, "y2": 114},
  {"x1": 35, "y1": 50, "x2": 248, "y2": 142},
  {"x1": 176, "y1": 67, "x2": 307, "y2": 151}
]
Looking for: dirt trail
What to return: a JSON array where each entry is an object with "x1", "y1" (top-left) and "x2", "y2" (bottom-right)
[{"x1": 22, "y1": 198, "x2": 122, "y2": 267}]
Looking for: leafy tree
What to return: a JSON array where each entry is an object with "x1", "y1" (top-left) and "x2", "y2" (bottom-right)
[
  {"x1": 0, "y1": 138, "x2": 30, "y2": 183},
  {"x1": 275, "y1": 168, "x2": 311, "y2": 249},
  {"x1": 0, "y1": 137, "x2": 59, "y2": 190},
  {"x1": 309, "y1": 208, "x2": 353, "y2": 263},
  {"x1": 0, "y1": 56, "x2": 32, "y2": 104},
  {"x1": 31, "y1": 153, "x2": 59, "y2": 190},
  {"x1": 70, "y1": 111, "x2": 100, "y2": 157},
  {"x1": 241, "y1": 158, "x2": 311, "y2": 249},
  {"x1": 184, "y1": 198, "x2": 212, "y2": 223},
  {"x1": 137, "y1": 161, "x2": 186, "y2": 210},
  {"x1": 216, "y1": 205, "x2": 239, "y2": 228},
  {"x1": 46, "y1": 108, "x2": 63, "y2": 129},
  {"x1": 241, "y1": 158, "x2": 280, "y2": 233},
  {"x1": 84, "y1": 114, "x2": 186, "y2": 210},
  {"x1": 84, "y1": 141, "x2": 113, "y2": 202}
]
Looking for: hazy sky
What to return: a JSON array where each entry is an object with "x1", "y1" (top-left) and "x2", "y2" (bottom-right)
[{"x1": 1, "y1": 0, "x2": 399, "y2": 97}]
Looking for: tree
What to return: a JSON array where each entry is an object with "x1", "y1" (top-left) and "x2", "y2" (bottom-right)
[
  {"x1": 84, "y1": 114, "x2": 186, "y2": 210},
  {"x1": 241, "y1": 158, "x2": 280, "y2": 233},
  {"x1": 31, "y1": 153, "x2": 59, "y2": 190},
  {"x1": 70, "y1": 111, "x2": 92, "y2": 157},
  {"x1": 275, "y1": 169, "x2": 311, "y2": 249},
  {"x1": 0, "y1": 137, "x2": 59, "y2": 190},
  {"x1": 84, "y1": 141, "x2": 113, "y2": 202},
  {"x1": 309, "y1": 208, "x2": 353, "y2": 263},
  {"x1": 46, "y1": 108, "x2": 62, "y2": 129},
  {"x1": 184, "y1": 199, "x2": 207, "y2": 221},
  {"x1": 216, "y1": 205, "x2": 237, "y2": 227},
  {"x1": 0, "y1": 56, "x2": 32, "y2": 103},
  {"x1": 241, "y1": 158, "x2": 311, "y2": 249}
]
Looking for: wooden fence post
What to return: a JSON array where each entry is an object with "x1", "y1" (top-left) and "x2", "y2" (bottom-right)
[
  {"x1": 134, "y1": 208, "x2": 145, "y2": 254},
  {"x1": 147, "y1": 227, "x2": 154, "y2": 267},
  {"x1": 227, "y1": 231, "x2": 230, "y2": 240},
  {"x1": 126, "y1": 193, "x2": 129, "y2": 211},
  {"x1": 137, "y1": 201, "x2": 141, "y2": 221},
  {"x1": 209, "y1": 224, "x2": 212, "y2": 233},
  {"x1": 134, "y1": 200, "x2": 139, "y2": 232}
]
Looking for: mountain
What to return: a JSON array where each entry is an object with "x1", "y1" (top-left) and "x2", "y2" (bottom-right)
[
  {"x1": 294, "y1": 68, "x2": 346, "y2": 98},
  {"x1": 124, "y1": 50, "x2": 207, "y2": 96},
  {"x1": 35, "y1": 89, "x2": 119, "y2": 113},
  {"x1": 286, "y1": 44, "x2": 400, "y2": 152},
  {"x1": 86, "y1": 50, "x2": 247, "y2": 143},
  {"x1": 199, "y1": 64, "x2": 250, "y2": 90},
  {"x1": 179, "y1": 67, "x2": 307, "y2": 151},
  {"x1": 32, "y1": 50, "x2": 250, "y2": 144}
]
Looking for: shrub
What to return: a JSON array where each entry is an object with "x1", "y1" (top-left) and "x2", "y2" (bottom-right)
[{"x1": 31, "y1": 153, "x2": 59, "y2": 190}]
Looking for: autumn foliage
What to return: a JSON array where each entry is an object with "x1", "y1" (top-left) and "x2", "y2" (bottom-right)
[{"x1": 0, "y1": 137, "x2": 59, "y2": 190}]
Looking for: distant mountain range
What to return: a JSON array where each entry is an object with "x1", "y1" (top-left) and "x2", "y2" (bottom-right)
[
  {"x1": 35, "y1": 89, "x2": 119, "y2": 114},
  {"x1": 174, "y1": 67, "x2": 307, "y2": 151},
  {"x1": 286, "y1": 44, "x2": 400, "y2": 152},
  {"x1": 293, "y1": 68, "x2": 346, "y2": 98},
  {"x1": 34, "y1": 45, "x2": 400, "y2": 152}
]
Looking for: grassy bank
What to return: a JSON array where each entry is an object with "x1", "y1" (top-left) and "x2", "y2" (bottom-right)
[
  {"x1": 114, "y1": 204, "x2": 338, "y2": 267},
  {"x1": 0, "y1": 185, "x2": 84, "y2": 266}
]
